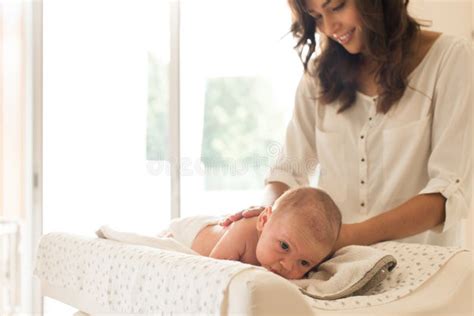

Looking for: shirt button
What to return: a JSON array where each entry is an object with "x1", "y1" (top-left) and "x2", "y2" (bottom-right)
[
  {"x1": 361, "y1": 202, "x2": 365, "y2": 207},
  {"x1": 456, "y1": 179, "x2": 460, "y2": 183},
  {"x1": 361, "y1": 158, "x2": 365, "y2": 162},
  {"x1": 361, "y1": 180, "x2": 365, "y2": 184},
  {"x1": 369, "y1": 117, "x2": 373, "y2": 121},
  {"x1": 360, "y1": 135, "x2": 365, "y2": 139}
]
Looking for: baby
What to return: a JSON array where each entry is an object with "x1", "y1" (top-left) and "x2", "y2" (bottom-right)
[{"x1": 164, "y1": 187, "x2": 341, "y2": 279}]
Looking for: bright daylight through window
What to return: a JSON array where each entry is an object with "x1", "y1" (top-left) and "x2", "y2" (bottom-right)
[{"x1": 44, "y1": 6, "x2": 302, "y2": 315}]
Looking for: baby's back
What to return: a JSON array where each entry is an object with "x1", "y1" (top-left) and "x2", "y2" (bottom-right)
[
  {"x1": 191, "y1": 223, "x2": 227, "y2": 256},
  {"x1": 191, "y1": 218, "x2": 260, "y2": 265}
]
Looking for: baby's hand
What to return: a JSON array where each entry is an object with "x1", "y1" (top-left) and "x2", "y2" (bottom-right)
[{"x1": 219, "y1": 206, "x2": 266, "y2": 227}]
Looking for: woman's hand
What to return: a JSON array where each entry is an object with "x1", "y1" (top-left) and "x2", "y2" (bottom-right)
[{"x1": 219, "y1": 206, "x2": 266, "y2": 227}]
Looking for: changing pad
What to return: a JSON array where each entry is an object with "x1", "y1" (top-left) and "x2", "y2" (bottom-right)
[
  {"x1": 34, "y1": 233, "x2": 259, "y2": 314},
  {"x1": 35, "y1": 232, "x2": 472, "y2": 315},
  {"x1": 95, "y1": 225, "x2": 396, "y2": 301}
]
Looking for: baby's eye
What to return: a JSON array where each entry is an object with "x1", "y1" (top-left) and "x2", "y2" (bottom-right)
[
  {"x1": 300, "y1": 260, "x2": 310, "y2": 267},
  {"x1": 280, "y1": 241, "x2": 289, "y2": 251}
]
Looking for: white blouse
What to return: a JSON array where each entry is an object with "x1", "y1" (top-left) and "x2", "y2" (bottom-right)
[{"x1": 265, "y1": 34, "x2": 472, "y2": 247}]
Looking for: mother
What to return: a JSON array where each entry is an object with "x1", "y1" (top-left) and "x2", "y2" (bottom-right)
[{"x1": 223, "y1": 0, "x2": 472, "y2": 250}]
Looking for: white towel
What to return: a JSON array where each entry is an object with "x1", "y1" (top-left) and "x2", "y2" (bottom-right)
[
  {"x1": 96, "y1": 225, "x2": 198, "y2": 255},
  {"x1": 302, "y1": 241, "x2": 466, "y2": 310},
  {"x1": 293, "y1": 245, "x2": 396, "y2": 300}
]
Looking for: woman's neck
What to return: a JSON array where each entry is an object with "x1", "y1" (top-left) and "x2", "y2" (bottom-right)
[{"x1": 357, "y1": 57, "x2": 379, "y2": 97}]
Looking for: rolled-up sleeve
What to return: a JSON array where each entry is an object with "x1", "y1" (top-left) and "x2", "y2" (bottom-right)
[
  {"x1": 418, "y1": 39, "x2": 472, "y2": 233},
  {"x1": 264, "y1": 73, "x2": 319, "y2": 188}
]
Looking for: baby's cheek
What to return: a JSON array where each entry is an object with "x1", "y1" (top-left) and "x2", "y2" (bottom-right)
[
  {"x1": 293, "y1": 265, "x2": 312, "y2": 279},
  {"x1": 298, "y1": 268, "x2": 310, "y2": 279},
  {"x1": 254, "y1": 246, "x2": 267, "y2": 264},
  {"x1": 288, "y1": 270, "x2": 305, "y2": 280}
]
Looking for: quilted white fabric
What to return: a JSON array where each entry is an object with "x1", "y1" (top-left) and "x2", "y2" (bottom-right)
[
  {"x1": 294, "y1": 245, "x2": 396, "y2": 300},
  {"x1": 307, "y1": 241, "x2": 466, "y2": 310},
  {"x1": 34, "y1": 233, "x2": 257, "y2": 314}
]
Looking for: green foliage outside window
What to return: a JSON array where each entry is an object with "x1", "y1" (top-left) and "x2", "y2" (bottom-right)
[
  {"x1": 201, "y1": 77, "x2": 282, "y2": 190},
  {"x1": 146, "y1": 54, "x2": 284, "y2": 190}
]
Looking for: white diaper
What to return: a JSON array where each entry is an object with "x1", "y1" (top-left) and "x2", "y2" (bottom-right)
[{"x1": 165, "y1": 215, "x2": 222, "y2": 248}]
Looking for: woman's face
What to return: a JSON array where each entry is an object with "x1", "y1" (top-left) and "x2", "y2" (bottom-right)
[{"x1": 304, "y1": 0, "x2": 364, "y2": 54}]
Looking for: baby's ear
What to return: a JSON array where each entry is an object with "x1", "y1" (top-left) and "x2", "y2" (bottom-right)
[{"x1": 256, "y1": 206, "x2": 272, "y2": 231}]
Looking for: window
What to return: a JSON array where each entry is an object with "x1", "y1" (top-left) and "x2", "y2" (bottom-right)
[
  {"x1": 43, "y1": 0, "x2": 301, "y2": 311},
  {"x1": 43, "y1": 0, "x2": 171, "y2": 235},
  {"x1": 44, "y1": 0, "x2": 302, "y2": 227},
  {"x1": 178, "y1": 0, "x2": 301, "y2": 216},
  {"x1": 43, "y1": 0, "x2": 173, "y2": 311}
]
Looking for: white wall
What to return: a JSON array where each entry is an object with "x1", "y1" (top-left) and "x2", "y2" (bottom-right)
[{"x1": 411, "y1": 0, "x2": 472, "y2": 40}]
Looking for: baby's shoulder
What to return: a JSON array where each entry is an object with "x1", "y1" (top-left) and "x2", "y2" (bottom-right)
[
  {"x1": 233, "y1": 217, "x2": 258, "y2": 230},
  {"x1": 227, "y1": 217, "x2": 258, "y2": 240},
  {"x1": 234, "y1": 218, "x2": 260, "y2": 265}
]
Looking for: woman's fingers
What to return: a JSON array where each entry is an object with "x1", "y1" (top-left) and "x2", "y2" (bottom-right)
[
  {"x1": 219, "y1": 217, "x2": 232, "y2": 227},
  {"x1": 219, "y1": 211, "x2": 244, "y2": 227},
  {"x1": 219, "y1": 206, "x2": 265, "y2": 227},
  {"x1": 229, "y1": 213, "x2": 244, "y2": 221},
  {"x1": 219, "y1": 206, "x2": 265, "y2": 226},
  {"x1": 242, "y1": 206, "x2": 265, "y2": 218}
]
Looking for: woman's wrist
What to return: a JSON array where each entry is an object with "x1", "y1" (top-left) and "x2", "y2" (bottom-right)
[
  {"x1": 261, "y1": 181, "x2": 289, "y2": 206},
  {"x1": 334, "y1": 221, "x2": 376, "y2": 251},
  {"x1": 351, "y1": 221, "x2": 378, "y2": 246}
]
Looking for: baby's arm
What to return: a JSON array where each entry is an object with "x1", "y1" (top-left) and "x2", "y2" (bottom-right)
[{"x1": 209, "y1": 222, "x2": 248, "y2": 261}]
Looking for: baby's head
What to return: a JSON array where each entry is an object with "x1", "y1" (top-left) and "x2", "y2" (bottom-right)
[{"x1": 255, "y1": 187, "x2": 341, "y2": 279}]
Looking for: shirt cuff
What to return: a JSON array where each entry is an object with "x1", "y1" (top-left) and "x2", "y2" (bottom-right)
[{"x1": 419, "y1": 177, "x2": 467, "y2": 233}]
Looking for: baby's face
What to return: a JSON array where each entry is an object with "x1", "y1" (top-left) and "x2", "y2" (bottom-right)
[{"x1": 255, "y1": 215, "x2": 331, "y2": 279}]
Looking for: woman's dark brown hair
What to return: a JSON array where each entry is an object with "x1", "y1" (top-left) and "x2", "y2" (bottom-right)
[{"x1": 288, "y1": 0, "x2": 421, "y2": 113}]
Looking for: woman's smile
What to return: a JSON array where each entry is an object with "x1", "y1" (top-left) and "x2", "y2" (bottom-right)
[{"x1": 333, "y1": 28, "x2": 355, "y2": 45}]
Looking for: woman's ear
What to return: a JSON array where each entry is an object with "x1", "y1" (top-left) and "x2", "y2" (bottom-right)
[{"x1": 256, "y1": 206, "x2": 272, "y2": 231}]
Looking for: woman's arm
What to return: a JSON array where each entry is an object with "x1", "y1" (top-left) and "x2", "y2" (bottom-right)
[
  {"x1": 334, "y1": 193, "x2": 446, "y2": 250},
  {"x1": 220, "y1": 182, "x2": 290, "y2": 227},
  {"x1": 261, "y1": 181, "x2": 290, "y2": 206}
]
